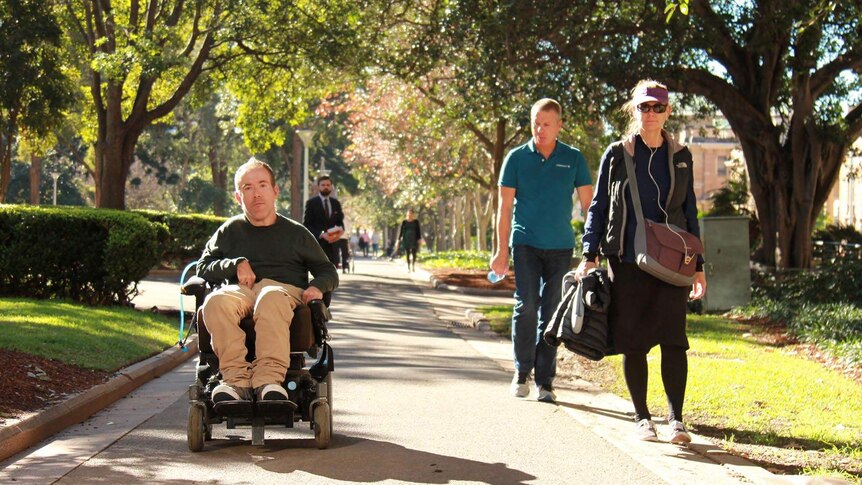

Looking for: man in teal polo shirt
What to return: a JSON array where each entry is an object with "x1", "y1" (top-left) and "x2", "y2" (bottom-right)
[{"x1": 490, "y1": 98, "x2": 593, "y2": 403}]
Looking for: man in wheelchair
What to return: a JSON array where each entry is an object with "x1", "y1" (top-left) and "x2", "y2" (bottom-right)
[{"x1": 196, "y1": 157, "x2": 338, "y2": 410}]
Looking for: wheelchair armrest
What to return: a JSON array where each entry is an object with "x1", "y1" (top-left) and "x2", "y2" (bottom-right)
[
  {"x1": 308, "y1": 299, "x2": 331, "y2": 322},
  {"x1": 181, "y1": 276, "x2": 208, "y2": 300}
]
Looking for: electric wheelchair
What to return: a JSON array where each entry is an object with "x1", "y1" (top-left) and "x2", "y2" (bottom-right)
[{"x1": 180, "y1": 271, "x2": 334, "y2": 451}]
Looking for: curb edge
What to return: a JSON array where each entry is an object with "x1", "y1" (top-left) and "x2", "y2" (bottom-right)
[{"x1": 0, "y1": 336, "x2": 198, "y2": 462}]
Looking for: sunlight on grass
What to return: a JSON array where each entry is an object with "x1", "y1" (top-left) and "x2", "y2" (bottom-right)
[
  {"x1": 601, "y1": 315, "x2": 862, "y2": 451},
  {"x1": 477, "y1": 305, "x2": 513, "y2": 337},
  {"x1": 418, "y1": 251, "x2": 491, "y2": 270},
  {"x1": 0, "y1": 298, "x2": 178, "y2": 371},
  {"x1": 478, "y1": 306, "x2": 862, "y2": 453}
]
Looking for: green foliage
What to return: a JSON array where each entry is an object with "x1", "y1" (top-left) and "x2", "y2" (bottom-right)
[
  {"x1": 751, "y1": 260, "x2": 862, "y2": 306},
  {"x1": 572, "y1": 219, "x2": 585, "y2": 255},
  {"x1": 814, "y1": 224, "x2": 862, "y2": 244},
  {"x1": 704, "y1": 176, "x2": 750, "y2": 218},
  {"x1": 0, "y1": 0, "x2": 74, "y2": 200},
  {"x1": 178, "y1": 178, "x2": 231, "y2": 216},
  {"x1": 664, "y1": 0, "x2": 690, "y2": 22},
  {"x1": 5, "y1": 161, "x2": 87, "y2": 206},
  {"x1": 134, "y1": 210, "x2": 226, "y2": 267},
  {"x1": 734, "y1": 261, "x2": 862, "y2": 365},
  {"x1": 0, "y1": 298, "x2": 176, "y2": 371},
  {"x1": 0, "y1": 205, "x2": 165, "y2": 305},
  {"x1": 417, "y1": 250, "x2": 492, "y2": 271}
]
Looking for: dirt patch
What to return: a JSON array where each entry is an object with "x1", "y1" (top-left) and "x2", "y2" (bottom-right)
[
  {"x1": 429, "y1": 268, "x2": 516, "y2": 292},
  {"x1": 0, "y1": 349, "x2": 110, "y2": 425}
]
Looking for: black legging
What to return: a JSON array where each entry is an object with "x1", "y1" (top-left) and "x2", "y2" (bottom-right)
[
  {"x1": 623, "y1": 345, "x2": 687, "y2": 422},
  {"x1": 404, "y1": 247, "x2": 418, "y2": 268}
]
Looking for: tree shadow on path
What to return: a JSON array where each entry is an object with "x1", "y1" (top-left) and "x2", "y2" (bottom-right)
[{"x1": 253, "y1": 434, "x2": 536, "y2": 484}]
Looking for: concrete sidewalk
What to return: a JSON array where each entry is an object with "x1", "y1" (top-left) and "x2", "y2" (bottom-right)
[
  {"x1": 2, "y1": 258, "x2": 795, "y2": 483},
  {"x1": 366, "y1": 258, "x2": 788, "y2": 485}
]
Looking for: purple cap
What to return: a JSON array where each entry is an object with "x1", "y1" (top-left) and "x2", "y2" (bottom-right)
[{"x1": 633, "y1": 86, "x2": 669, "y2": 105}]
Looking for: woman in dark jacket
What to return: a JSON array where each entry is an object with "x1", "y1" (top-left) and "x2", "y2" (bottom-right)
[
  {"x1": 398, "y1": 209, "x2": 422, "y2": 272},
  {"x1": 575, "y1": 80, "x2": 707, "y2": 444}
]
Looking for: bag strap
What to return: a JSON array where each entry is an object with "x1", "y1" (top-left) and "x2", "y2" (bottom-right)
[{"x1": 622, "y1": 149, "x2": 646, "y2": 226}]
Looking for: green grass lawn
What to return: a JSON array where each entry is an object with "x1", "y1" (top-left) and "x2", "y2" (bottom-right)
[
  {"x1": 477, "y1": 307, "x2": 862, "y2": 455},
  {"x1": 417, "y1": 250, "x2": 491, "y2": 270},
  {"x1": 0, "y1": 297, "x2": 179, "y2": 371}
]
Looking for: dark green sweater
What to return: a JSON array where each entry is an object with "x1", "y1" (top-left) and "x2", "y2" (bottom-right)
[{"x1": 197, "y1": 214, "x2": 338, "y2": 293}]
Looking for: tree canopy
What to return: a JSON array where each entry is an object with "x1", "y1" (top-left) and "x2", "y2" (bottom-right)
[{"x1": 553, "y1": 0, "x2": 862, "y2": 268}]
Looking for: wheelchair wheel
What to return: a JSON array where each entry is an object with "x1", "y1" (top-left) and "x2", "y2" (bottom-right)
[
  {"x1": 313, "y1": 402, "x2": 331, "y2": 449},
  {"x1": 188, "y1": 402, "x2": 206, "y2": 452},
  {"x1": 325, "y1": 373, "x2": 333, "y2": 410}
]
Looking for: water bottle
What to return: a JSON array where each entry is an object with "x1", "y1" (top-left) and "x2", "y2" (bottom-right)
[{"x1": 487, "y1": 270, "x2": 506, "y2": 284}]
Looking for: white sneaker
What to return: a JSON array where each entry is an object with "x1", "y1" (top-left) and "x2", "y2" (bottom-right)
[
  {"x1": 510, "y1": 375, "x2": 529, "y2": 398},
  {"x1": 669, "y1": 419, "x2": 692, "y2": 444},
  {"x1": 635, "y1": 419, "x2": 658, "y2": 442},
  {"x1": 256, "y1": 383, "x2": 289, "y2": 401},
  {"x1": 212, "y1": 383, "x2": 251, "y2": 403}
]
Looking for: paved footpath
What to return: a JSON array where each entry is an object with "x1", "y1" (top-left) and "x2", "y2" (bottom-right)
[{"x1": 0, "y1": 258, "x2": 782, "y2": 484}]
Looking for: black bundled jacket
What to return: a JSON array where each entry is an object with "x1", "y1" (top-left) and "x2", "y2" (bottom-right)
[{"x1": 544, "y1": 268, "x2": 612, "y2": 361}]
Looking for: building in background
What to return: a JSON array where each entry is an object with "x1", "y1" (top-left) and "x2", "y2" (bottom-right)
[
  {"x1": 825, "y1": 138, "x2": 862, "y2": 231},
  {"x1": 676, "y1": 116, "x2": 741, "y2": 212}
]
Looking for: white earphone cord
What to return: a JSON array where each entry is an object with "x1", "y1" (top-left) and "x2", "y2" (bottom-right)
[{"x1": 646, "y1": 145, "x2": 692, "y2": 260}]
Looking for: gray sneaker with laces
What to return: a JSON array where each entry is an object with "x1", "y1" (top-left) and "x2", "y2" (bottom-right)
[
  {"x1": 635, "y1": 419, "x2": 658, "y2": 441},
  {"x1": 669, "y1": 419, "x2": 692, "y2": 444},
  {"x1": 535, "y1": 385, "x2": 556, "y2": 403}
]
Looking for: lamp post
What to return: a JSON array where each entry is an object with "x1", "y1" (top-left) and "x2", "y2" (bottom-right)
[
  {"x1": 296, "y1": 129, "x2": 315, "y2": 207},
  {"x1": 50, "y1": 172, "x2": 60, "y2": 206}
]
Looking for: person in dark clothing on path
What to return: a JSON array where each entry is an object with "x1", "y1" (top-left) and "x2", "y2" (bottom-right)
[
  {"x1": 197, "y1": 158, "x2": 338, "y2": 406},
  {"x1": 398, "y1": 209, "x2": 422, "y2": 271},
  {"x1": 575, "y1": 80, "x2": 706, "y2": 444},
  {"x1": 490, "y1": 98, "x2": 594, "y2": 404},
  {"x1": 303, "y1": 176, "x2": 344, "y2": 265}
]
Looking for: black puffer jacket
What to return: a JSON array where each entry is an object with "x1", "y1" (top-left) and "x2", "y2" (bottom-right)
[{"x1": 544, "y1": 268, "x2": 612, "y2": 361}]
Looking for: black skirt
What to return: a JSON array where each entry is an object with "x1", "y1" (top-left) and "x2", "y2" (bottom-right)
[{"x1": 607, "y1": 259, "x2": 689, "y2": 354}]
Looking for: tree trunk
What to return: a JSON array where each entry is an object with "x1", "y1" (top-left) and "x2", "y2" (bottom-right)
[
  {"x1": 732, "y1": 117, "x2": 848, "y2": 269},
  {"x1": 208, "y1": 145, "x2": 228, "y2": 217},
  {"x1": 94, "y1": 129, "x2": 139, "y2": 210},
  {"x1": 0, "y1": 115, "x2": 17, "y2": 203},
  {"x1": 29, "y1": 154, "x2": 42, "y2": 205},
  {"x1": 291, "y1": 132, "x2": 303, "y2": 220}
]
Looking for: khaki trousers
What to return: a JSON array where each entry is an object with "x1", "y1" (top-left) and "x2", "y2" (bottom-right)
[{"x1": 202, "y1": 278, "x2": 303, "y2": 389}]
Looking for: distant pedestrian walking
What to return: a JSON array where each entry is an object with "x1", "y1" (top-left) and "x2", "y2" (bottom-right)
[
  {"x1": 398, "y1": 209, "x2": 422, "y2": 272},
  {"x1": 371, "y1": 231, "x2": 381, "y2": 257},
  {"x1": 359, "y1": 230, "x2": 371, "y2": 257}
]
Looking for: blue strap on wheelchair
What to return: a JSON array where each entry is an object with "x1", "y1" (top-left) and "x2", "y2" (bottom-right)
[{"x1": 177, "y1": 261, "x2": 198, "y2": 352}]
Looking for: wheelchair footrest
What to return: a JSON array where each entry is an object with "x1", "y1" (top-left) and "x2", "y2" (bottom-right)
[
  {"x1": 213, "y1": 400, "x2": 253, "y2": 417},
  {"x1": 255, "y1": 399, "x2": 298, "y2": 417}
]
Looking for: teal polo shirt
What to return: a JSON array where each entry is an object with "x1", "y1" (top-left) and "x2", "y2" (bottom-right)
[{"x1": 499, "y1": 139, "x2": 592, "y2": 249}]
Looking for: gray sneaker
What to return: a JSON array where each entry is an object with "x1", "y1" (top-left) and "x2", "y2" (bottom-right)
[
  {"x1": 635, "y1": 419, "x2": 658, "y2": 442},
  {"x1": 535, "y1": 385, "x2": 556, "y2": 403},
  {"x1": 669, "y1": 419, "x2": 692, "y2": 444},
  {"x1": 510, "y1": 373, "x2": 529, "y2": 398}
]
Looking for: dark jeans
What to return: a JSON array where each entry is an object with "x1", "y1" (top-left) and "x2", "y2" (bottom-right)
[{"x1": 511, "y1": 244, "x2": 573, "y2": 386}]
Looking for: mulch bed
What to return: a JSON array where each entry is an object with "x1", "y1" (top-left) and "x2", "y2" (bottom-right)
[
  {"x1": 429, "y1": 268, "x2": 516, "y2": 292},
  {"x1": 0, "y1": 348, "x2": 110, "y2": 424}
]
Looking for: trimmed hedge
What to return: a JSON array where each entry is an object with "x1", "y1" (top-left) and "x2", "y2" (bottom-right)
[
  {"x1": 0, "y1": 205, "x2": 167, "y2": 305},
  {"x1": 134, "y1": 210, "x2": 226, "y2": 267}
]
